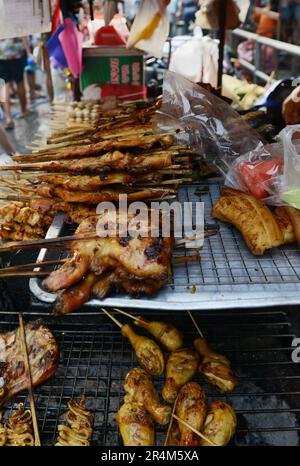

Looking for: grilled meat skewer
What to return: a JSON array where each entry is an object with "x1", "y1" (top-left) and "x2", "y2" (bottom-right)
[
  {"x1": 194, "y1": 338, "x2": 237, "y2": 393},
  {"x1": 116, "y1": 402, "x2": 155, "y2": 446},
  {"x1": 176, "y1": 382, "x2": 207, "y2": 446},
  {"x1": 55, "y1": 395, "x2": 93, "y2": 446},
  {"x1": 5, "y1": 404, "x2": 34, "y2": 447},
  {"x1": 162, "y1": 349, "x2": 199, "y2": 404},
  {"x1": 124, "y1": 368, "x2": 171, "y2": 425},
  {"x1": 201, "y1": 401, "x2": 237, "y2": 446}
]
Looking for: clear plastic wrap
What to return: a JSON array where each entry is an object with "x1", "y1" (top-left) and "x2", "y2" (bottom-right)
[
  {"x1": 155, "y1": 71, "x2": 264, "y2": 176},
  {"x1": 225, "y1": 125, "x2": 300, "y2": 207}
]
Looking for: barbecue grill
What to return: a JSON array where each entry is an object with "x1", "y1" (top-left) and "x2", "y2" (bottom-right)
[{"x1": 0, "y1": 307, "x2": 299, "y2": 446}]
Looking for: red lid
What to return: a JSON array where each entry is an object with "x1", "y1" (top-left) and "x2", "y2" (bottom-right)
[{"x1": 94, "y1": 25, "x2": 126, "y2": 46}]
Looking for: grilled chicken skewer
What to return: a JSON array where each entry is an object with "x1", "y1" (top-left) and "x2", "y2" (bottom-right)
[
  {"x1": 175, "y1": 382, "x2": 207, "y2": 446},
  {"x1": 113, "y1": 308, "x2": 183, "y2": 351},
  {"x1": 162, "y1": 349, "x2": 199, "y2": 404},
  {"x1": 201, "y1": 401, "x2": 237, "y2": 446},
  {"x1": 124, "y1": 368, "x2": 171, "y2": 425},
  {"x1": 116, "y1": 402, "x2": 154, "y2": 446},
  {"x1": 188, "y1": 312, "x2": 237, "y2": 393},
  {"x1": 12, "y1": 134, "x2": 174, "y2": 163},
  {"x1": 101, "y1": 309, "x2": 164, "y2": 376}
]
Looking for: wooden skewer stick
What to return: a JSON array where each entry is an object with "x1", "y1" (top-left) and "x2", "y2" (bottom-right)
[
  {"x1": 164, "y1": 396, "x2": 178, "y2": 446},
  {"x1": 113, "y1": 308, "x2": 137, "y2": 321},
  {"x1": 0, "y1": 271, "x2": 50, "y2": 278},
  {"x1": 0, "y1": 258, "x2": 67, "y2": 274},
  {"x1": 175, "y1": 229, "x2": 218, "y2": 245},
  {"x1": 18, "y1": 313, "x2": 41, "y2": 447},
  {"x1": 172, "y1": 254, "x2": 201, "y2": 264},
  {"x1": 101, "y1": 308, "x2": 122, "y2": 329},
  {"x1": 172, "y1": 414, "x2": 218, "y2": 446},
  {"x1": 187, "y1": 311, "x2": 204, "y2": 338}
]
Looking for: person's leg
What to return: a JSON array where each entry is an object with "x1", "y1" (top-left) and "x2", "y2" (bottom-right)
[
  {"x1": 42, "y1": 46, "x2": 54, "y2": 102},
  {"x1": 26, "y1": 70, "x2": 36, "y2": 101},
  {"x1": 16, "y1": 80, "x2": 27, "y2": 115},
  {"x1": 1, "y1": 82, "x2": 13, "y2": 127},
  {"x1": 0, "y1": 125, "x2": 13, "y2": 154}
]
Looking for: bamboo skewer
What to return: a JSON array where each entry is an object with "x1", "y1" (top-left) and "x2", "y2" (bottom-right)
[
  {"x1": 18, "y1": 313, "x2": 41, "y2": 447},
  {"x1": 0, "y1": 258, "x2": 67, "y2": 274},
  {"x1": 164, "y1": 397, "x2": 178, "y2": 446},
  {"x1": 101, "y1": 308, "x2": 123, "y2": 328},
  {"x1": 172, "y1": 414, "x2": 218, "y2": 446},
  {"x1": 187, "y1": 311, "x2": 204, "y2": 338}
]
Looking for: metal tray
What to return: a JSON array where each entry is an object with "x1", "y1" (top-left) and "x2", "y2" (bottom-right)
[{"x1": 30, "y1": 180, "x2": 300, "y2": 310}]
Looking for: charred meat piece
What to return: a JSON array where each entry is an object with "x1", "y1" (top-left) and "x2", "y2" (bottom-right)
[
  {"x1": 0, "y1": 321, "x2": 59, "y2": 406},
  {"x1": 43, "y1": 253, "x2": 91, "y2": 292},
  {"x1": 124, "y1": 368, "x2": 171, "y2": 425}
]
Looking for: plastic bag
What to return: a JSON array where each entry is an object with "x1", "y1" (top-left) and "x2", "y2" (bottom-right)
[
  {"x1": 127, "y1": 0, "x2": 170, "y2": 58},
  {"x1": 196, "y1": 0, "x2": 242, "y2": 30},
  {"x1": 155, "y1": 71, "x2": 263, "y2": 175},
  {"x1": 225, "y1": 125, "x2": 300, "y2": 207},
  {"x1": 169, "y1": 35, "x2": 219, "y2": 87},
  {"x1": 280, "y1": 125, "x2": 300, "y2": 209},
  {"x1": 225, "y1": 142, "x2": 284, "y2": 202}
]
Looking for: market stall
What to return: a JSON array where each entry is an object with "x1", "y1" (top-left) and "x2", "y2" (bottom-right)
[{"x1": 1, "y1": 0, "x2": 300, "y2": 449}]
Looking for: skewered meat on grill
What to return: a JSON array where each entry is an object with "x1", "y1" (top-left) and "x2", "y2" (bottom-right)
[
  {"x1": 0, "y1": 321, "x2": 59, "y2": 406},
  {"x1": 13, "y1": 134, "x2": 174, "y2": 163},
  {"x1": 134, "y1": 317, "x2": 183, "y2": 351},
  {"x1": 194, "y1": 338, "x2": 237, "y2": 393},
  {"x1": 54, "y1": 272, "x2": 99, "y2": 315},
  {"x1": 55, "y1": 395, "x2": 93, "y2": 446},
  {"x1": 0, "y1": 412, "x2": 6, "y2": 446},
  {"x1": 18, "y1": 152, "x2": 173, "y2": 173},
  {"x1": 36, "y1": 185, "x2": 171, "y2": 204},
  {"x1": 211, "y1": 188, "x2": 283, "y2": 255},
  {"x1": 176, "y1": 382, "x2": 207, "y2": 446},
  {"x1": 121, "y1": 325, "x2": 165, "y2": 376},
  {"x1": 44, "y1": 214, "x2": 173, "y2": 291},
  {"x1": 0, "y1": 201, "x2": 55, "y2": 241},
  {"x1": 201, "y1": 401, "x2": 237, "y2": 446},
  {"x1": 124, "y1": 368, "x2": 171, "y2": 425},
  {"x1": 36, "y1": 171, "x2": 165, "y2": 191},
  {"x1": 5, "y1": 404, "x2": 34, "y2": 446},
  {"x1": 116, "y1": 402, "x2": 155, "y2": 446},
  {"x1": 162, "y1": 349, "x2": 199, "y2": 404}
]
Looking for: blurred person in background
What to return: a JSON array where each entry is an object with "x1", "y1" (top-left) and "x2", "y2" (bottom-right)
[
  {"x1": 0, "y1": 125, "x2": 13, "y2": 155},
  {"x1": 254, "y1": 0, "x2": 278, "y2": 75},
  {"x1": 168, "y1": 0, "x2": 178, "y2": 36},
  {"x1": 0, "y1": 37, "x2": 32, "y2": 129},
  {"x1": 176, "y1": 0, "x2": 197, "y2": 33}
]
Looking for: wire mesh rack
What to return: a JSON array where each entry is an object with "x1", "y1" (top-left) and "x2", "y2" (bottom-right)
[
  {"x1": 30, "y1": 180, "x2": 300, "y2": 310},
  {"x1": 1, "y1": 308, "x2": 299, "y2": 446}
]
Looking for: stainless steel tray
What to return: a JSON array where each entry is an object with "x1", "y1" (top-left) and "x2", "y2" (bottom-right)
[{"x1": 30, "y1": 180, "x2": 300, "y2": 310}]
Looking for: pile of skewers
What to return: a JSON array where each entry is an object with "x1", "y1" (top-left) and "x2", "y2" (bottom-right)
[
  {"x1": 103, "y1": 308, "x2": 238, "y2": 447},
  {"x1": 0, "y1": 99, "x2": 195, "y2": 242}
]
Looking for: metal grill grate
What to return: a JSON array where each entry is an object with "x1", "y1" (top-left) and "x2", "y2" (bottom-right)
[
  {"x1": 30, "y1": 180, "x2": 300, "y2": 310},
  {"x1": 1, "y1": 309, "x2": 299, "y2": 446}
]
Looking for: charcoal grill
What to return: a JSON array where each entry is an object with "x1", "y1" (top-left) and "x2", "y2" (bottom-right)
[{"x1": 1, "y1": 307, "x2": 299, "y2": 446}]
